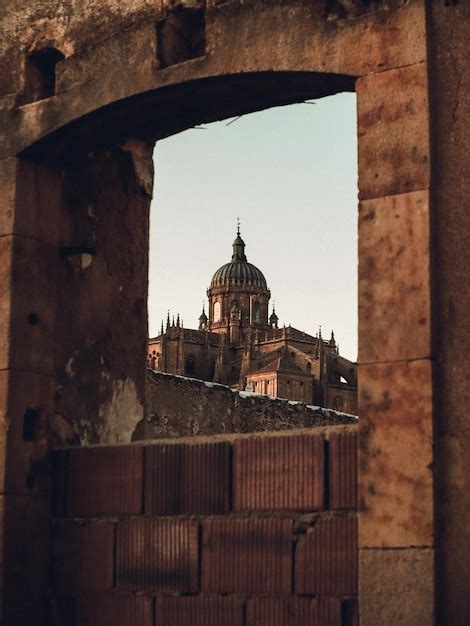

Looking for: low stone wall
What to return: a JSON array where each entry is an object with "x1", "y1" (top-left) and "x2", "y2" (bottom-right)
[{"x1": 138, "y1": 370, "x2": 357, "y2": 440}]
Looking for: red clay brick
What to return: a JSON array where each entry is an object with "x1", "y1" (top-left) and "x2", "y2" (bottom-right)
[
  {"x1": 75, "y1": 593, "x2": 153, "y2": 626},
  {"x1": 246, "y1": 597, "x2": 341, "y2": 626},
  {"x1": 66, "y1": 445, "x2": 143, "y2": 517},
  {"x1": 329, "y1": 431, "x2": 358, "y2": 510},
  {"x1": 233, "y1": 434, "x2": 324, "y2": 511},
  {"x1": 52, "y1": 522, "x2": 114, "y2": 592},
  {"x1": 201, "y1": 517, "x2": 292, "y2": 593},
  {"x1": 156, "y1": 595, "x2": 244, "y2": 626},
  {"x1": 145, "y1": 441, "x2": 230, "y2": 515},
  {"x1": 116, "y1": 518, "x2": 198, "y2": 592},
  {"x1": 295, "y1": 515, "x2": 358, "y2": 596}
]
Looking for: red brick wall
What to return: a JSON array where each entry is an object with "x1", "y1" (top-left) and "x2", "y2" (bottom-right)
[{"x1": 50, "y1": 427, "x2": 358, "y2": 626}]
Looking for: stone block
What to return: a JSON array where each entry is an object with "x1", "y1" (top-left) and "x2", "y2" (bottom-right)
[
  {"x1": 233, "y1": 433, "x2": 324, "y2": 511},
  {"x1": 359, "y1": 548, "x2": 435, "y2": 626},
  {"x1": 201, "y1": 517, "x2": 292, "y2": 593},
  {"x1": 145, "y1": 441, "x2": 231, "y2": 515},
  {"x1": 295, "y1": 515, "x2": 358, "y2": 596},
  {"x1": 329, "y1": 430, "x2": 357, "y2": 510},
  {"x1": 358, "y1": 190, "x2": 431, "y2": 363},
  {"x1": 66, "y1": 445, "x2": 143, "y2": 517},
  {"x1": 0, "y1": 235, "x2": 58, "y2": 375},
  {"x1": 75, "y1": 593, "x2": 153, "y2": 626},
  {"x1": 0, "y1": 157, "x2": 63, "y2": 243},
  {"x1": 56, "y1": 24, "x2": 158, "y2": 98},
  {"x1": 116, "y1": 518, "x2": 199, "y2": 592},
  {"x1": 358, "y1": 360, "x2": 434, "y2": 548},
  {"x1": 156, "y1": 596, "x2": 244, "y2": 626},
  {"x1": 357, "y1": 63, "x2": 430, "y2": 200},
  {"x1": 52, "y1": 522, "x2": 115, "y2": 592},
  {"x1": 246, "y1": 597, "x2": 341, "y2": 626}
]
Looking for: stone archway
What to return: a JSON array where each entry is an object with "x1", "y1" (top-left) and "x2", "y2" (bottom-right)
[{"x1": 1, "y1": 1, "x2": 467, "y2": 624}]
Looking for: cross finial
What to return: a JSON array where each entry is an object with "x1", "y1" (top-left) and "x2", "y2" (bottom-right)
[{"x1": 236, "y1": 217, "x2": 240, "y2": 235}]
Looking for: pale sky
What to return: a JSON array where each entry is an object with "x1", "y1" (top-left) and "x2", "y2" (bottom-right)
[{"x1": 148, "y1": 93, "x2": 358, "y2": 361}]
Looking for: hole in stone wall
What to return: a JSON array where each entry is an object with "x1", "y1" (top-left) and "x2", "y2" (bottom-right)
[
  {"x1": 21, "y1": 47, "x2": 64, "y2": 104},
  {"x1": 27, "y1": 312, "x2": 39, "y2": 325},
  {"x1": 157, "y1": 6, "x2": 206, "y2": 69},
  {"x1": 22, "y1": 407, "x2": 41, "y2": 441}
]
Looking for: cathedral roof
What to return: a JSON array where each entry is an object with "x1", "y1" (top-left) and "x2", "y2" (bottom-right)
[
  {"x1": 210, "y1": 229, "x2": 268, "y2": 289},
  {"x1": 251, "y1": 350, "x2": 305, "y2": 376}
]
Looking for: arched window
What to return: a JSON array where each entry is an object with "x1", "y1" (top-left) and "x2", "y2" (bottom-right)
[
  {"x1": 252, "y1": 300, "x2": 260, "y2": 322},
  {"x1": 290, "y1": 352, "x2": 295, "y2": 359},
  {"x1": 213, "y1": 301, "x2": 221, "y2": 322},
  {"x1": 306, "y1": 362, "x2": 312, "y2": 371}
]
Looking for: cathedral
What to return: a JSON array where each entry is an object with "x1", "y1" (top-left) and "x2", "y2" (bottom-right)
[{"x1": 148, "y1": 227, "x2": 357, "y2": 414}]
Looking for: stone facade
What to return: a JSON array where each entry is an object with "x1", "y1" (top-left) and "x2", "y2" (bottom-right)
[{"x1": 149, "y1": 229, "x2": 357, "y2": 413}]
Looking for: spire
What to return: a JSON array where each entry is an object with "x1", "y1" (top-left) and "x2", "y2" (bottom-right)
[
  {"x1": 231, "y1": 220, "x2": 247, "y2": 262},
  {"x1": 172, "y1": 315, "x2": 175, "y2": 327},
  {"x1": 176, "y1": 313, "x2": 180, "y2": 327},
  {"x1": 160, "y1": 320, "x2": 164, "y2": 335},
  {"x1": 330, "y1": 330, "x2": 336, "y2": 346},
  {"x1": 199, "y1": 301, "x2": 208, "y2": 330},
  {"x1": 166, "y1": 310, "x2": 170, "y2": 330},
  {"x1": 269, "y1": 301, "x2": 279, "y2": 329},
  {"x1": 318, "y1": 325, "x2": 322, "y2": 339}
]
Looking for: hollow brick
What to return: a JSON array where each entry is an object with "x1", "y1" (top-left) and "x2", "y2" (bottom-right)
[
  {"x1": 233, "y1": 434, "x2": 324, "y2": 511},
  {"x1": 202, "y1": 517, "x2": 292, "y2": 593},
  {"x1": 66, "y1": 445, "x2": 143, "y2": 517},
  {"x1": 295, "y1": 515, "x2": 358, "y2": 596},
  {"x1": 116, "y1": 518, "x2": 199, "y2": 592},
  {"x1": 156, "y1": 595, "x2": 244, "y2": 626},
  {"x1": 75, "y1": 593, "x2": 153, "y2": 626},
  {"x1": 329, "y1": 431, "x2": 357, "y2": 511},
  {"x1": 246, "y1": 597, "x2": 341, "y2": 626},
  {"x1": 145, "y1": 441, "x2": 231, "y2": 515},
  {"x1": 52, "y1": 522, "x2": 114, "y2": 592}
]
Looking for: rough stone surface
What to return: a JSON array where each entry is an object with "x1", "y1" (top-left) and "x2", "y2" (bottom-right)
[
  {"x1": 358, "y1": 359, "x2": 434, "y2": 548},
  {"x1": 357, "y1": 63, "x2": 430, "y2": 201},
  {"x1": 359, "y1": 548, "x2": 435, "y2": 626},
  {"x1": 142, "y1": 370, "x2": 356, "y2": 440},
  {"x1": 428, "y1": 3, "x2": 470, "y2": 624},
  {"x1": 358, "y1": 190, "x2": 431, "y2": 364}
]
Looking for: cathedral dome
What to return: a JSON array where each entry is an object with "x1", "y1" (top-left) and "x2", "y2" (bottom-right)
[{"x1": 210, "y1": 230, "x2": 268, "y2": 289}]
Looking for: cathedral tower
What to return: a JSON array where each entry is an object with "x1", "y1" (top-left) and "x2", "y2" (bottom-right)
[{"x1": 207, "y1": 227, "x2": 271, "y2": 340}]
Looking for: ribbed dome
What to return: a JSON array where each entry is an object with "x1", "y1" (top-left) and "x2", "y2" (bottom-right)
[{"x1": 210, "y1": 230, "x2": 267, "y2": 289}]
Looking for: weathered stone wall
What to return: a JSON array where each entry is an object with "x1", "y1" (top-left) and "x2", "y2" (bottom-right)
[{"x1": 140, "y1": 370, "x2": 356, "y2": 440}]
